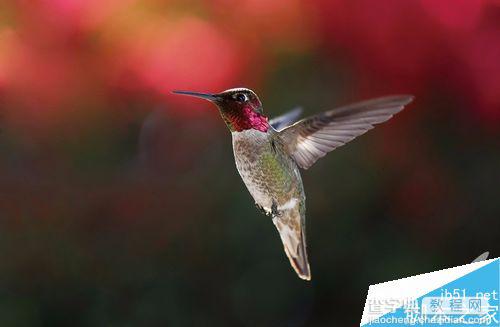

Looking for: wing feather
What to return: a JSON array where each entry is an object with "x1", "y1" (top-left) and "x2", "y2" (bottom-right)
[
  {"x1": 278, "y1": 95, "x2": 414, "y2": 169},
  {"x1": 269, "y1": 107, "x2": 303, "y2": 131}
]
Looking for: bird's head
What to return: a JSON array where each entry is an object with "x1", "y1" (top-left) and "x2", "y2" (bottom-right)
[{"x1": 173, "y1": 88, "x2": 269, "y2": 132}]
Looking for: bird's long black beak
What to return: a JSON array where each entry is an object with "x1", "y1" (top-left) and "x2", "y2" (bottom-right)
[{"x1": 172, "y1": 90, "x2": 218, "y2": 101}]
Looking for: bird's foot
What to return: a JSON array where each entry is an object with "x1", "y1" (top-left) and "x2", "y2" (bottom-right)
[
  {"x1": 271, "y1": 201, "x2": 282, "y2": 218},
  {"x1": 255, "y1": 202, "x2": 280, "y2": 218},
  {"x1": 255, "y1": 203, "x2": 270, "y2": 216}
]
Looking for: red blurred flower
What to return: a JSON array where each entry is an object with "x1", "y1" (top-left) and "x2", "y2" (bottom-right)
[
  {"x1": 313, "y1": 0, "x2": 441, "y2": 89},
  {"x1": 461, "y1": 29, "x2": 500, "y2": 124},
  {"x1": 115, "y1": 17, "x2": 252, "y2": 110},
  {"x1": 420, "y1": 0, "x2": 484, "y2": 32}
]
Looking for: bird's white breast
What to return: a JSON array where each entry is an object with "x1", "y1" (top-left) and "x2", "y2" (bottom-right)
[{"x1": 231, "y1": 130, "x2": 273, "y2": 209}]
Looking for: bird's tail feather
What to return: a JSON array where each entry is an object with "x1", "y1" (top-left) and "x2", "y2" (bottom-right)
[{"x1": 272, "y1": 211, "x2": 311, "y2": 281}]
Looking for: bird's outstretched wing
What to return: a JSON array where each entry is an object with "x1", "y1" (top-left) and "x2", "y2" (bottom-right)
[
  {"x1": 269, "y1": 107, "x2": 303, "y2": 131},
  {"x1": 277, "y1": 95, "x2": 414, "y2": 169}
]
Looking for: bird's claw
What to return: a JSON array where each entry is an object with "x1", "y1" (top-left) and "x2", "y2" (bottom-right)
[
  {"x1": 271, "y1": 201, "x2": 282, "y2": 218},
  {"x1": 255, "y1": 202, "x2": 281, "y2": 218}
]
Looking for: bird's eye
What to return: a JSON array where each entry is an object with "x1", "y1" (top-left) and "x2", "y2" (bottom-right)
[{"x1": 234, "y1": 93, "x2": 248, "y2": 102}]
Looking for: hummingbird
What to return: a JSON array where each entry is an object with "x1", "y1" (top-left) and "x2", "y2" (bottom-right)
[{"x1": 173, "y1": 88, "x2": 414, "y2": 280}]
